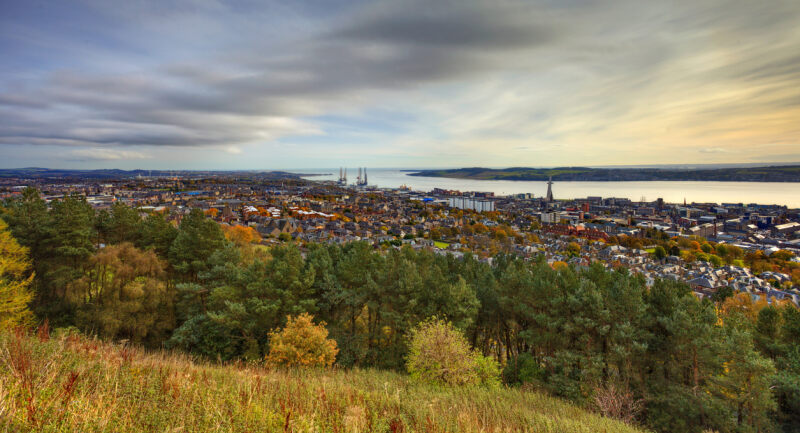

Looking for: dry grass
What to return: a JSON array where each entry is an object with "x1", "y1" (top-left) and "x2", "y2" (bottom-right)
[{"x1": 0, "y1": 328, "x2": 647, "y2": 432}]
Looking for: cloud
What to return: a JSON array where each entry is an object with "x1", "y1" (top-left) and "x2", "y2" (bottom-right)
[
  {"x1": 68, "y1": 148, "x2": 150, "y2": 161},
  {"x1": 698, "y1": 147, "x2": 734, "y2": 154},
  {"x1": 0, "y1": 0, "x2": 799, "y2": 168}
]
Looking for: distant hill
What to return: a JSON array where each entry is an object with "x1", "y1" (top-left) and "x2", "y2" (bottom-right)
[
  {"x1": 0, "y1": 167, "x2": 302, "y2": 180},
  {"x1": 409, "y1": 165, "x2": 800, "y2": 182},
  {"x1": 0, "y1": 330, "x2": 644, "y2": 433}
]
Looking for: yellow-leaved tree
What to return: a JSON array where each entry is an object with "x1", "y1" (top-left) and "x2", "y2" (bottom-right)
[
  {"x1": 0, "y1": 219, "x2": 34, "y2": 330},
  {"x1": 266, "y1": 313, "x2": 338, "y2": 367}
]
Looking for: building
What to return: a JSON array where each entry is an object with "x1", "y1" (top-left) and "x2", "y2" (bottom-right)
[{"x1": 448, "y1": 196, "x2": 495, "y2": 213}]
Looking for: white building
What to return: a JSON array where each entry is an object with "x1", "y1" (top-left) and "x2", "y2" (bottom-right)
[{"x1": 448, "y1": 197, "x2": 495, "y2": 213}]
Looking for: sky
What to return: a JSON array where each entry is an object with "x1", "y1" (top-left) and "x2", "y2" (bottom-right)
[{"x1": 1, "y1": 0, "x2": 799, "y2": 170}]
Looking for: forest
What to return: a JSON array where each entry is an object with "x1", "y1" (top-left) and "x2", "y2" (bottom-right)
[{"x1": 1, "y1": 187, "x2": 799, "y2": 433}]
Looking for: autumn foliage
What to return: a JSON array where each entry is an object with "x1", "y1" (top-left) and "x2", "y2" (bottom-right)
[
  {"x1": 0, "y1": 219, "x2": 34, "y2": 330},
  {"x1": 222, "y1": 224, "x2": 261, "y2": 246},
  {"x1": 265, "y1": 313, "x2": 338, "y2": 367},
  {"x1": 406, "y1": 318, "x2": 500, "y2": 387}
]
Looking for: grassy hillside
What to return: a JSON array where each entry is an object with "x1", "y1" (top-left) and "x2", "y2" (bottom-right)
[{"x1": 0, "y1": 329, "x2": 645, "y2": 433}]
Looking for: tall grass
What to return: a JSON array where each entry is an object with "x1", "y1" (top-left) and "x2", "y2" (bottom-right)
[{"x1": 0, "y1": 328, "x2": 646, "y2": 432}]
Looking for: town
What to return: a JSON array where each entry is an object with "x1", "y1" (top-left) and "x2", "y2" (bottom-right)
[{"x1": 2, "y1": 170, "x2": 799, "y2": 306}]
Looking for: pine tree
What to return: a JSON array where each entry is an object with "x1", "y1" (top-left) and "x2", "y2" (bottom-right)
[{"x1": 168, "y1": 208, "x2": 226, "y2": 281}]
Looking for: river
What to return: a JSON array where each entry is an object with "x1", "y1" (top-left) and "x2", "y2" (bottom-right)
[{"x1": 295, "y1": 168, "x2": 800, "y2": 208}]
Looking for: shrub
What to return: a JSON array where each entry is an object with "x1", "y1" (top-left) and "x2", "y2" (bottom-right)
[
  {"x1": 265, "y1": 313, "x2": 338, "y2": 367},
  {"x1": 474, "y1": 352, "x2": 502, "y2": 388},
  {"x1": 592, "y1": 383, "x2": 644, "y2": 424},
  {"x1": 406, "y1": 318, "x2": 500, "y2": 387}
]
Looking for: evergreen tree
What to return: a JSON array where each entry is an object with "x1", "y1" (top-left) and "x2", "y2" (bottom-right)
[
  {"x1": 136, "y1": 211, "x2": 178, "y2": 258},
  {"x1": 168, "y1": 208, "x2": 226, "y2": 282}
]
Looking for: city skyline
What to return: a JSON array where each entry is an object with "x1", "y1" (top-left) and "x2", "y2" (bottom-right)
[{"x1": 1, "y1": 0, "x2": 799, "y2": 169}]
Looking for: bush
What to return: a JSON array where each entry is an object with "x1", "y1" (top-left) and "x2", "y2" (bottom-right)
[
  {"x1": 474, "y1": 352, "x2": 502, "y2": 387},
  {"x1": 265, "y1": 313, "x2": 338, "y2": 367},
  {"x1": 406, "y1": 318, "x2": 500, "y2": 387},
  {"x1": 592, "y1": 383, "x2": 644, "y2": 424}
]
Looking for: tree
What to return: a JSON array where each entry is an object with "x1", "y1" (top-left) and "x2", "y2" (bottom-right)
[
  {"x1": 406, "y1": 318, "x2": 499, "y2": 387},
  {"x1": 136, "y1": 212, "x2": 178, "y2": 258},
  {"x1": 714, "y1": 313, "x2": 777, "y2": 432},
  {"x1": 652, "y1": 246, "x2": 667, "y2": 260},
  {"x1": 265, "y1": 313, "x2": 338, "y2": 367},
  {"x1": 772, "y1": 250, "x2": 795, "y2": 262},
  {"x1": 2, "y1": 189, "x2": 67, "y2": 323},
  {"x1": 0, "y1": 219, "x2": 34, "y2": 329},
  {"x1": 31, "y1": 193, "x2": 95, "y2": 324},
  {"x1": 68, "y1": 243, "x2": 173, "y2": 346},
  {"x1": 222, "y1": 225, "x2": 261, "y2": 246},
  {"x1": 567, "y1": 242, "x2": 581, "y2": 257},
  {"x1": 720, "y1": 292, "x2": 768, "y2": 324},
  {"x1": 168, "y1": 208, "x2": 226, "y2": 282},
  {"x1": 99, "y1": 202, "x2": 141, "y2": 245},
  {"x1": 183, "y1": 243, "x2": 318, "y2": 360}
]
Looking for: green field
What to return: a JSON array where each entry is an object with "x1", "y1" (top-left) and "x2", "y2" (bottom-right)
[
  {"x1": 0, "y1": 329, "x2": 644, "y2": 433},
  {"x1": 434, "y1": 241, "x2": 450, "y2": 249}
]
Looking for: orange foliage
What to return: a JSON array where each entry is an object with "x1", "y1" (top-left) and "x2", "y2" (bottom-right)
[
  {"x1": 719, "y1": 292, "x2": 768, "y2": 323},
  {"x1": 204, "y1": 208, "x2": 219, "y2": 217},
  {"x1": 222, "y1": 225, "x2": 261, "y2": 245},
  {"x1": 551, "y1": 261, "x2": 568, "y2": 271},
  {"x1": 265, "y1": 313, "x2": 338, "y2": 368}
]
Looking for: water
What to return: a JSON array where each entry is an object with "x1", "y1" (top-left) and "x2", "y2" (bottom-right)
[{"x1": 295, "y1": 168, "x2": 800, "y2": 208}]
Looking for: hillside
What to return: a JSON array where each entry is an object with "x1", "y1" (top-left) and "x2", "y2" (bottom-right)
[
  {"x1": 0, "y1": 329, "x2": 644, "y2": 433},
  {"x1": 408, "y1": 165, "x2": 800, "y2": 182}
]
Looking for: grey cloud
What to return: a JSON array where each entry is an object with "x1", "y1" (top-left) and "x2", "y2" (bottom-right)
[
  {"x1": 1, "y1": 0, "x2": 555, "y2": 149},
  {"x1": 0, "y1": 0, "x2": 798, "y2": 161},
  {"x1": 332, "y1": 2, "x2": 552, "y2": 49},
  {"x1": 67, "y1": 148, "x2": 150, "y2": 161}
]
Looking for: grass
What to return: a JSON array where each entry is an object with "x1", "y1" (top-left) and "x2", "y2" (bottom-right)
[
  {"x1": 433, "y1": 241, "x2": 450, "y2": 249},
  {"x1": 0, "y1": 327, "x2": 647, "y2": 433}
]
